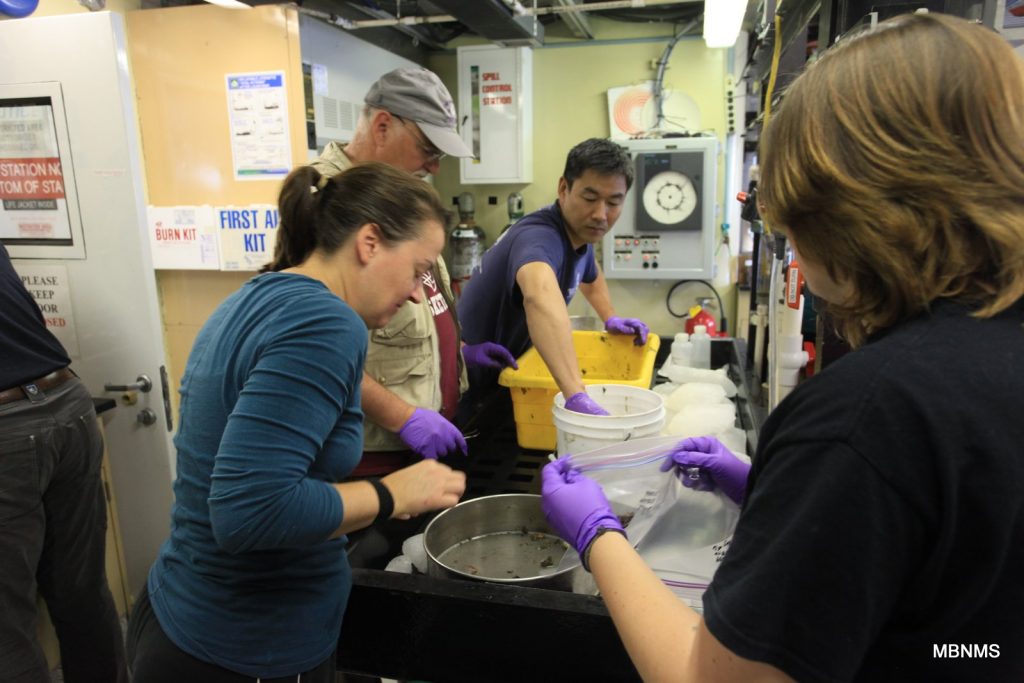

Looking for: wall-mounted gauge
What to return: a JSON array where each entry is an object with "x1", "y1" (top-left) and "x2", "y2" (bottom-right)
[
  {"x1": 642, "y1": 170, "x2": 698, "y2": 224},
  {"x1": 602, "y1": 137, "x2": 718, "y2": 280},
  {"x1": 635, "y1": 150, "x2": 705, "y2": 233}
]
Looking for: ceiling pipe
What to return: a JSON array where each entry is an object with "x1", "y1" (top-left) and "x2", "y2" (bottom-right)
[
  {"x1": 430, "y1": 0, "x2": 543, "y2": 46},
  {"x1": 530, "y1": 0, "x2": 698, "y2": 17},
  {"x1": 551, "y1": 0, "x2": 594, "y2": 39},
  {"x1": 319, "y1": 0, "x2": 699, "y2": 31},
  {"x1": 344, "y1": 2, "x2": 448, "y2": 49},
  {"x1": 299, "y1": 7, "x2": 456, "y2": 30},
  {"x1": 299, "y1": 7, "x2": 454, "y2": 30}
]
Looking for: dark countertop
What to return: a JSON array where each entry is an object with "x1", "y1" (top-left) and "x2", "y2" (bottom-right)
[
  {"x1": 337, "y1": 338, "x2": 760, "y2": 681},
  {"x1": 340, "y1": 569, "x2": 637, "y2": 682}
]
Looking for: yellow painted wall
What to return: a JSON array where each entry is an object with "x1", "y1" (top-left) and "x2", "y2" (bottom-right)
[
  {"x1": 127, "y1": 4, "x2": 307, "y2": 405},
  {"x1": 429, "y1": 18, "x2": 736, "y2": 337}
]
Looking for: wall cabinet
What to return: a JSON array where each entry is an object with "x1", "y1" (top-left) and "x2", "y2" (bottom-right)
[{"x1": 457, "y1": 45, "x2": 533, "y2": 184}]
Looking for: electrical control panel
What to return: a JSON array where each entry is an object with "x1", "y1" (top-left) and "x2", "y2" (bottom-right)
[{"x1": 603, "y1": 137, "x2": 718, "y2": 280}]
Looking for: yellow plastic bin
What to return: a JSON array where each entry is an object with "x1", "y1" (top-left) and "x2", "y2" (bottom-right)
[{"x1": 498, "y1": 330, "x2": 661, "y2": 451}]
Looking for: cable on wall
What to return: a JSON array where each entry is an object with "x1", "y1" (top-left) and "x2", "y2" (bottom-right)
[{"x1": 666, "y1": 279, "x2": 727, "y2": 333}]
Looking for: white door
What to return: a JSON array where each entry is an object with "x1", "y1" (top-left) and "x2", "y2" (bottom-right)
[{"x1": 0, "y1": 12, "x2": 175, "y2": 598}]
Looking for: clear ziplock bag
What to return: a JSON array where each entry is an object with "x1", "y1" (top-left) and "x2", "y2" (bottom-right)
[{"x1": 560, "y1": 435, "x2": 742, "y2": 608}]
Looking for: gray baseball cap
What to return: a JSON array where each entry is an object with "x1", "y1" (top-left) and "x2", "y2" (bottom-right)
[{"x1": 365, "y1": 67, "x2": 474, "y2": 159}]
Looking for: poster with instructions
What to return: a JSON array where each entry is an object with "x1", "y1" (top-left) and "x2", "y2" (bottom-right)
[{"x1": 225, "y1": 72, "x2": 292, "y2": 181}]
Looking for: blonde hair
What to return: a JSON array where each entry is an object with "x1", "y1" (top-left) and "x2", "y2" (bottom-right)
[{"x1": 759, "y1": 13, "x2": 1024, "y2": 346}]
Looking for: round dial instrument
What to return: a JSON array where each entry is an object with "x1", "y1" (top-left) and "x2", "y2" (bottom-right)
[{"x1": 642, "y1": 170, "x2": 697, "y2": 224}]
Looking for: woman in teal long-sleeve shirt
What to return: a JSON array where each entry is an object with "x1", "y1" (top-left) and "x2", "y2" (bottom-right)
[{"x1": 127, "y1": 162, "x2": 466, "y2": 682}]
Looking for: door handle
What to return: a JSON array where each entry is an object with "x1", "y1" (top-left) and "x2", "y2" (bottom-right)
[
  {"x1": 159, "y1": 365, "x2": 173, "y2": 432},
  {"x1": 104, "y1": 374, "x2": 153, "y2": 393}
]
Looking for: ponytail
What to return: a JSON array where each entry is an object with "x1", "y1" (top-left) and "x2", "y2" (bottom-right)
[
  {"x1": 261, "y1": 161, "x2": 451, "y2": 274},
  {"x1": 261, "y1": 166, "x2": 324, "y2": 273}
]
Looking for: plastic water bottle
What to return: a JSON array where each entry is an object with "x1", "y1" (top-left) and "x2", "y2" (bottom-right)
[
  {"x1": 670, "y1": 333, "x2": 693, "y2": 367},
  {"x1": 691, "y1": 325, "x2": 711, "y2": 370}
]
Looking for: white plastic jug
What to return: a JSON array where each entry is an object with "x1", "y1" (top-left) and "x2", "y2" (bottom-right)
[
  {"x1": 690, "y1": 325, "x2": 711, "y2": 370},
  {"x1": 670, "y1": 332, "x2": 693, "y2": 367}
]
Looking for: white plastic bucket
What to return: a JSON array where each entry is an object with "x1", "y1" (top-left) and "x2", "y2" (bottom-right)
[{"x1": 552, "y1": 384, "x2": 666, "y2": 455}]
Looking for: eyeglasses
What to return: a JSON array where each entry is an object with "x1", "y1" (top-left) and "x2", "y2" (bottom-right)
[{"x1": 394, "y1": 115, "x2": 447, "y2": 165}]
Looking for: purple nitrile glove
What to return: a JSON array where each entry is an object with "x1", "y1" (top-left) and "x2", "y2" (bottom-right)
[
  {"x1": 564, "y1": 391, "x2": 610, "y2": 416},
  {"x1": 397, "y1": 408, "x2": 467, "y2": 460},
  {"x1": 462, "y1": 341, "x2": 519, "y2": 371},
  {"x1": 604, "y1": 316, "x2": 649, "y2": 346},
  {"x1": 541, "y1": 456, "x2": 625, "y2": 567},
  {"x1": 659, "y1": 436, "x2": 751, "y2": 505}
]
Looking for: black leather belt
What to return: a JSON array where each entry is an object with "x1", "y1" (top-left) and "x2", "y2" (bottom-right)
[{"x1": 0, "y1": 367, "x2": 75, "y2": 406}]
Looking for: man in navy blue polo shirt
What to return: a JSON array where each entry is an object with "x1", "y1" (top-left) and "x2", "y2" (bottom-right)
[{"x1": 457, "y1": 138, "x2": 649, "y2": 417}]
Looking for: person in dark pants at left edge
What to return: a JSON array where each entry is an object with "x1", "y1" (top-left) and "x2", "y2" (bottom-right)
[{"x1": 0, "y1": 241, "x2": 128, "y2": 683}]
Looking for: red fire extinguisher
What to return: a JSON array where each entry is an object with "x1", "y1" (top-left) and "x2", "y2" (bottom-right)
[{"x1": 685, "y1": 303, "x2": 718, "y2": 337}]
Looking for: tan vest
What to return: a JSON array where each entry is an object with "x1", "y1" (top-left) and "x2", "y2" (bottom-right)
[{"x1": 312, "y1": 143, "x2": 469, "y2": 451}]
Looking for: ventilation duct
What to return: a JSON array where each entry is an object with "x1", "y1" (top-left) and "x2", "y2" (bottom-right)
[{"x1": 428, "y1": 0, "x2": 544, "y2": 46}]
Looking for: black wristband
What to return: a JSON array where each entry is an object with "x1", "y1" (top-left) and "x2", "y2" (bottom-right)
[
  {"x1": 368, "y1": 478, "x2": 394, "y2": 525},
  {"x1": 582, "y1": 527, "x2": 627, "y2": 571}
]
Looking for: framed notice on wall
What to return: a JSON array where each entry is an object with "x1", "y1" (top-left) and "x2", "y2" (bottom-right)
[
  {"x1": 0, "y1": 82, "x2": 85, "y2": 259},
  {"x1": 225, "y1": 71, "x2": 292, "y2": 181}
]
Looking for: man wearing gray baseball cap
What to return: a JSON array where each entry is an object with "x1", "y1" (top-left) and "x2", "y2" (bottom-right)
[
  {"x1": 314, "y1": 66, "x2": 473, "y2": 179},
  {"x1": 365, "y1": 67, "x2": 474, "y2": 161}
]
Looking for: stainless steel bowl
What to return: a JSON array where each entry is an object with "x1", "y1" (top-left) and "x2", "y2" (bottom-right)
[{"x1": 423, "y1": 494, "x2": 580, "y2": 591}]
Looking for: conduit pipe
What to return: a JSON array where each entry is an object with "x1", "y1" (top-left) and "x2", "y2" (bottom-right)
[{"x1": 309, "y1": 0, "x2": 697, "y2": 31}]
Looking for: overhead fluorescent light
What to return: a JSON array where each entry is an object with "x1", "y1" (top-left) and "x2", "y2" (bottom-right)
[
  {"x1": 703, "y1": 0, "x2": 745, "y2": 48},
  {"x1": 204, "y1": 0, "x2": 251, "y2": 9}
]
